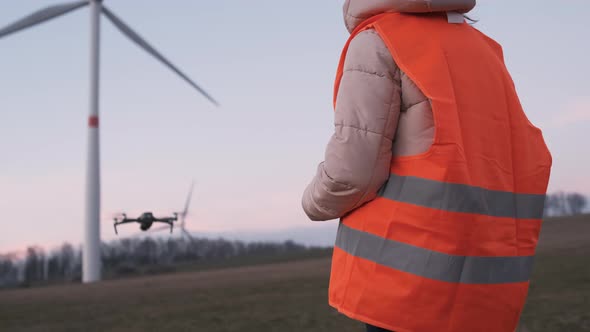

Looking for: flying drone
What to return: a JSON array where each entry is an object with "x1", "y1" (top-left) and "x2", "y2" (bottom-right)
[
  {"x1": 113, "y1": 182, "x2": 194, "y2": 236},
  {"x1": 113, "y1": 212, "x2": 178, "y2": 234}
]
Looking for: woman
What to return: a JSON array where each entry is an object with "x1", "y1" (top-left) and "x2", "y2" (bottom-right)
[{"x1": 302, "y1": 1, "x2": 552, "y2": 331}]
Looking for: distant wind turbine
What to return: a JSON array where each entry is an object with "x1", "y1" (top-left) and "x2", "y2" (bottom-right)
[
  {"x1": 151, "y1": 181, "x2": 198, "y2": 243},
  {"x1": 0, "y1": 1, "x2": 219, "y2": 283},
  {"x1": 177, "y1": 181, "x2": 197, "y2": 242}
]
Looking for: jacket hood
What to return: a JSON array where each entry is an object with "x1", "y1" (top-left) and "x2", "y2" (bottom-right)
[{"x1": 343, "y1": 0, "x2": 476, "y2": 32}]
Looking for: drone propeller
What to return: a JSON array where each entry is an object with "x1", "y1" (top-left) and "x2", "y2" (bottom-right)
[{"x1": 111, "y1": 212, "x2": 127, "y2": 222}]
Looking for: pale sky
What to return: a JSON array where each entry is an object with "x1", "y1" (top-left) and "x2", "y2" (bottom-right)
[{"x1": 1, "y1": 1, "x2": 589, "y2": 252}]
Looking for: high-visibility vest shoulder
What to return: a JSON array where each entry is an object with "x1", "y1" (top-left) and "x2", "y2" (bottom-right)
[{"x1": 330, "y1": 13, "x2": 552, "y2": 332}]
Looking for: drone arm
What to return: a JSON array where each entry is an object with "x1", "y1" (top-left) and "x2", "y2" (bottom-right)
[
  {"x1": 150, "y1": 219, "x2": 175, "y2": 234},
  {"x1": 114, "y1": 218, "x2": 138, "y2": 224},
  {"x1": 112, "y1": 218, "x2": 139, "y2": 235}
]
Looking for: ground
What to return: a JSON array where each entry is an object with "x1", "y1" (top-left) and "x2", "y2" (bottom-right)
[{"x1": 0, "y1": 215, "x2": 588, "y2": 332}]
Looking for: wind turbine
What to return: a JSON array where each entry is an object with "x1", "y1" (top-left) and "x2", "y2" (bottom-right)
[
  {"x1": 151, "y1": 181, "x2": 198, "y2": 243},
  {"x1": 178, "y1": 181, "x2": 197, "y2": 242},
  {"x1": 0, "y1": 1, "x2": 218, "y2": 283}
]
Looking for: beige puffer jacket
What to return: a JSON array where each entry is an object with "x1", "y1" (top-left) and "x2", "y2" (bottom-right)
[{"x1": 302, "y1": 0, "x2": 476, "y2": 221}]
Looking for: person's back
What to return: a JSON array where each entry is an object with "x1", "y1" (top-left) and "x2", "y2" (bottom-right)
[{"x1": 302, "y1": 1, "x2": 552, "y2": 331}]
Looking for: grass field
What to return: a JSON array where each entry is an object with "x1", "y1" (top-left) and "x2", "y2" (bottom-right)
[
  {"x1": 519, "y1": 214, "x2": 590, "y2": 332},
  {"x1": 1, "y1": 215, "x2": 588, "y2": 332}
]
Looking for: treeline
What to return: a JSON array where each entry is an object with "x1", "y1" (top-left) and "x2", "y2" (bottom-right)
[
  {"x1": 544, "y1": 192, "x2": 588, "y2": 217},
  {"x1": 0, "y1": 237, "x2": 321, "y2": 289}
]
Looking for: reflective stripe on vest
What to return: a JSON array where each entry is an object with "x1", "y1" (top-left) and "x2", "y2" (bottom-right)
[
  {"x1": 329, "y1": 12, "x2": 552, "y2": 332},
  {"x1": 378, "y1": 174, "x2": 546, "y2": 219},
  {"x1": 336, "y1": 223, "x2": 534, "y2": 284}
]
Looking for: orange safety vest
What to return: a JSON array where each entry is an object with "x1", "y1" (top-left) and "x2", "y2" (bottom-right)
[{"x1": 330, "y1": 13, "x2": 552, "y2": 332}]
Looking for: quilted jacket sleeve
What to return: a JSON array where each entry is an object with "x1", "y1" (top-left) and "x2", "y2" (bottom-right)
[{"x1": 302, "y1": 29, "x2": 402, "y2": 221}]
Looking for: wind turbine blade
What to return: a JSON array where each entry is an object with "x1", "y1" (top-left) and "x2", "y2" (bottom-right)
[
  {"x1": 0, "y1": 1, "x2": 88, "y2": 39},
  {"x1": 182, "y1": 181, "x2": 195, "y2": 218},
  {"x1": 101, "y1": 7, "x2": 219, "y2": 106}
]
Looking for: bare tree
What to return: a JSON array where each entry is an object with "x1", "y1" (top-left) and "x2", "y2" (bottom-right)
[
  {"x1": 2, "y1": 233, "x2": 320, "y2": 289},
  {"x1": 24, "y1": 247, "x2": 42, "y2": 284},
  {"x1": 566, "y1": 193, "x2": 588, "y2": 215},
  {"x1": 544, "y1": 192, "x2": 589, "y2": 217},
  {"x1": 557, "y1": 192, "x2": 570, "y2": 216},
  {"x1": 59, "y1": 243, "x2": 77, "y2": 281},
  {"x1": 0, "y1": 256, "x2": 18, "y2": 287},
  {"x1": 544, "y1": 194, "x2": 556, "y2": 217}
]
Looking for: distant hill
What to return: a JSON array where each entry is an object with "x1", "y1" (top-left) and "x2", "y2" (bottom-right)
[
  {"x1": 205, "y1": 214, "x2": 590, "y2": 251},
  {"x1": 199, "y1": 223, "x2": 339, "y2": 248}
]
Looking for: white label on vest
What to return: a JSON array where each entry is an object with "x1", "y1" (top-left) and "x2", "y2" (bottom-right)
[{"x1": 447, "y1": 12, "x2": 465, "y2": 24}]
